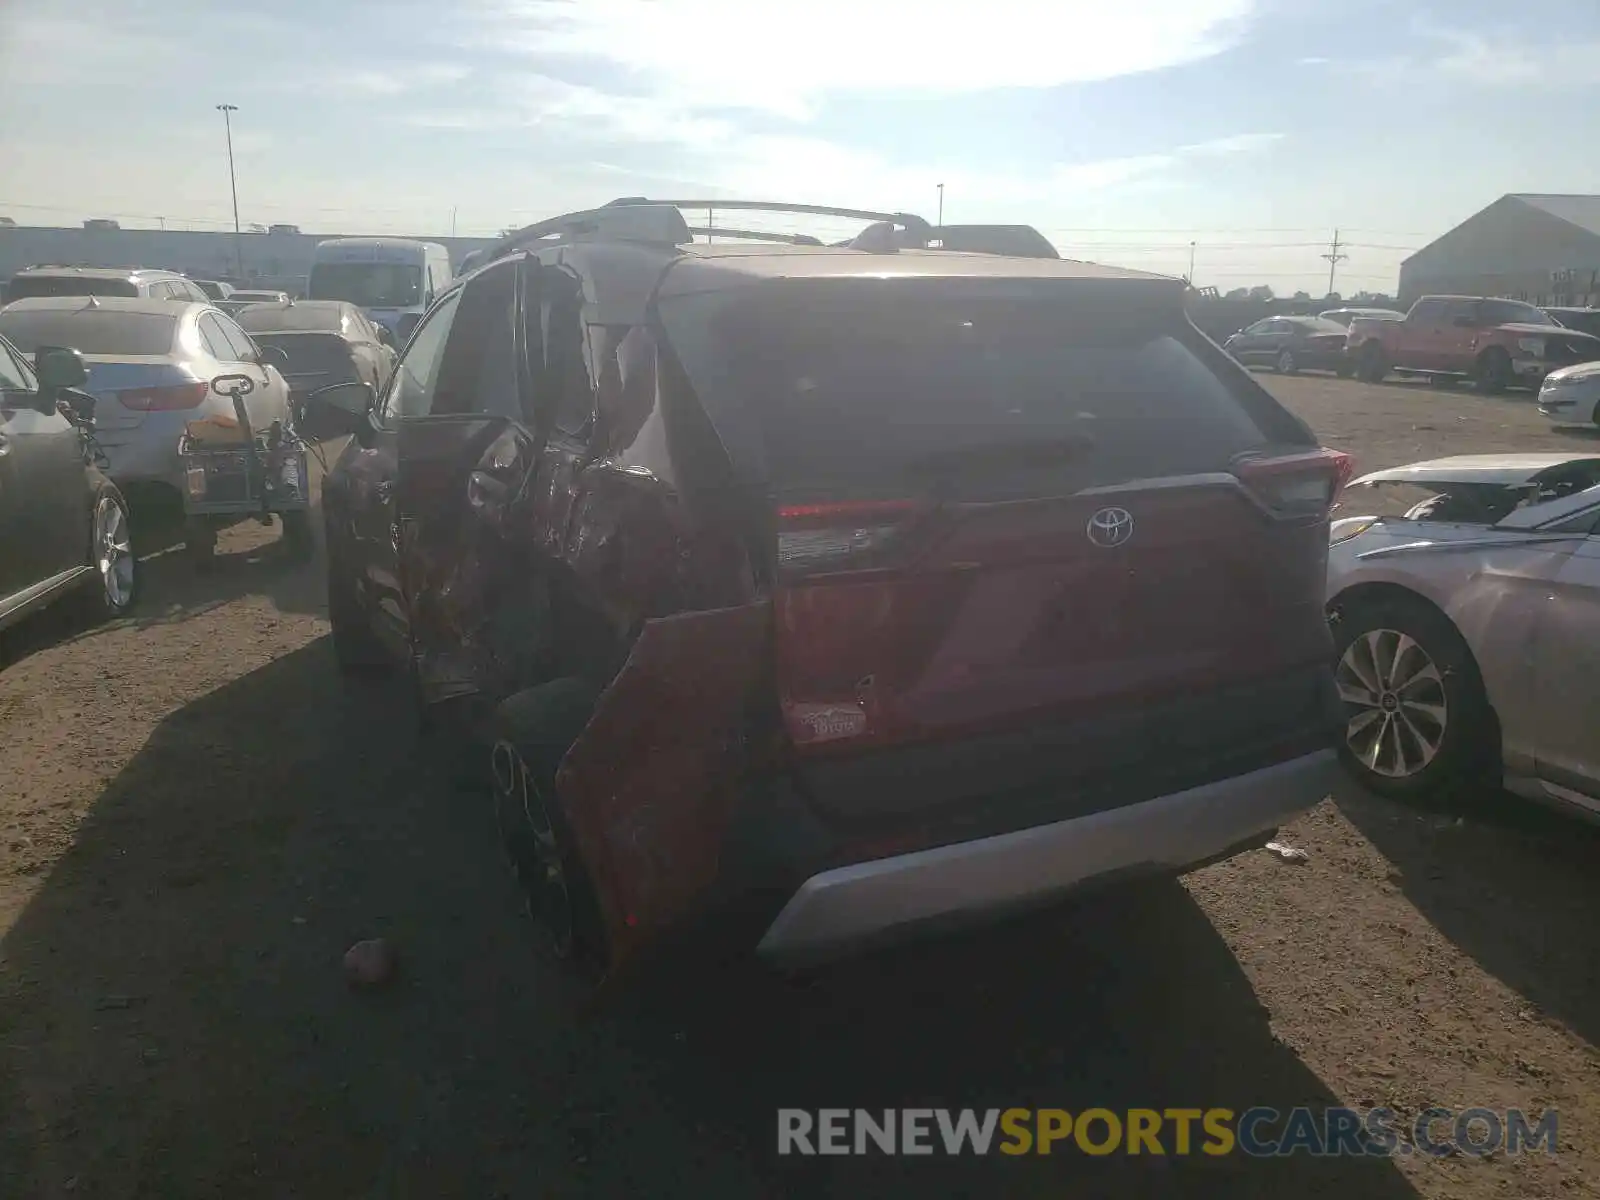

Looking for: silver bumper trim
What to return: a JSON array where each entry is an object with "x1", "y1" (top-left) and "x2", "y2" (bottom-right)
[{"x1": 756, "y1": 749, "x2": 1339, "y2": 960}]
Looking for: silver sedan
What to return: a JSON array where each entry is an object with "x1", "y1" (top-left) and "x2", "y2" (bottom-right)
[
  {"x1": 1326, "y1": 453, "x2": 1600, "y2": 822},
  {"x1": 0, "y1": 296, "x2": 291, "y2": 508},
  {"x1": 1537, "y1": 360, "x2": 1600, "y2": 427}
]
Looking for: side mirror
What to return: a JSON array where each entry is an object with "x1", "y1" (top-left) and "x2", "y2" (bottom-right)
[
  {"x1": 300, "y1": 381, "x2": 375, "y2": 444},
  {"x1": 375, "y1": 325, "x2": 395, "y2": 348},
  {"x1": 34, "y1": 345, "x2": 89, "y2": 392},
  {"x1": 59, "y1": 387, "x2": 96, "y2": 424},
  {"x1": 257, "y1": 344, "x2": 290, "y2": 368}
]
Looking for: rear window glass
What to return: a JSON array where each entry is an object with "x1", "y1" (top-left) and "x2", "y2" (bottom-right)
[
  {"x1": 5, "y1": 276, "x2": 139, "y2": 300},
  {"x1": 660, "y1": 283, "x2": 1280, "y2": 498},
  {"x1": 233, "y1": 302, "x2": 345, "y2": 333},
  {"x1": 0, "y1": 308, "x2": 177, "y2": 356}
]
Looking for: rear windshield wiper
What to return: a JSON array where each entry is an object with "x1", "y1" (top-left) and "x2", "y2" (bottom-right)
[{"x1": 902, "y1": 433, "x2": 1097, "y2": 487}]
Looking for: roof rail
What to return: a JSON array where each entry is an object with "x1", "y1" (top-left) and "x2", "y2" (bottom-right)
[
  {"x1": 487, "y1": 198, "x2": 934, "y2": 263},
  {"x1": 488, "y1": 203, "x2": 694, "y2": 261}
]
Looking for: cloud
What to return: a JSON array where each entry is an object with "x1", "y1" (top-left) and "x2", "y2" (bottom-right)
[
  {"x1": 1337, "y1": 24, "x2": 1600, "y2": 88},
  {"x1": 472, "y1": 0, "x2": 1257, "y2": 117},
  {"x1": 327, "y1": 64, "x2": 474, "y2": 97}
]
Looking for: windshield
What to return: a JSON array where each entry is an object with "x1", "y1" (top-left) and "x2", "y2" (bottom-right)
[
  {"x1": 1294, "y1": 317, "x2": 1348, "y2": 334},
  {"x1": 6, "y1": 276, "x2": 138, "y2": 300},
  {"x1": 307, "y1": 262, "x2": 421, "y2": 308},
  {"x1": 661, "y1": 283, "x2": 1281, "y2": 500},
  {"x1": 234, "y1": 302, "x2": 344, "y2": 333},
  {"x1": 1480, "y1": 299, "x2": 1554, "y2": 326},
  {"x1": 0, "y1": 308, "x2": 177, "y2": 356}
]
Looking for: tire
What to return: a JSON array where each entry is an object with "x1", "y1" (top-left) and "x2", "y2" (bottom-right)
[
  {"x1": 491, "y1": 680, "x2": 608, "y2": 981},
  {"x1": 280, "y1": 509, "x2": 315, "y2": 563},
  {"x1": 1335, "y1": 361, "x2": 1354, "y2": 379},
  {"x1": 183, "y1": 516, "x2": 217, "y2": 570},
  {"x1": 1330, "y1": 596, "x2": 1494, "y2": 802},
  {"x1": 77, "y1": 483, "x2": 139, "y2": 623},
  {"x1": 326, "y1": 528, "x2": 389, "y2": 673},
  {"x1": 1475, "y1": 348, "x2": 1513, "y2": 394},
  {"x1": 1276, "y1": 347, "x2": 1299, "y2": 375},
  {"x1": 1357, "y1": 342, "x2": 1389, "y2": 383}
]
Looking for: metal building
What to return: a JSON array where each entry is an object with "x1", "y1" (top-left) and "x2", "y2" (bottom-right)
[{"x1": 1399, "y1": 194, "x2": 1600, "y2": 307}]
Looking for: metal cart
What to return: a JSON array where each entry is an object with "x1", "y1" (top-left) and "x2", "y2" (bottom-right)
[{"x1": 179, "y1": 373, "x2": 313, "y2": 566}]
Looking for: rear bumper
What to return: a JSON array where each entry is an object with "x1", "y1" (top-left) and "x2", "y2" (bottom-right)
[{"x1": 754, "y1": 747, "x2": 1338, "y2": 961}]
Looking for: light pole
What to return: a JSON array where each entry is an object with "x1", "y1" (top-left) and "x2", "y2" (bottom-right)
[
  {"x1": 217, "y1": 104, "x2": 243, "y2": 279},
  {"x1": 936, "y1": 183, "x2": 945, "y2": 230},
  {"x1": 1188, "y1": 240, "x2": 1197, "y2": 285}
]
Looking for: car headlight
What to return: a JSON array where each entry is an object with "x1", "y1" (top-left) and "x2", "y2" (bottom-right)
[
  {"x1": 1518, "y1": 337, "x2": 1546, "y2": 355},
  {"x1": 1330, "y1": 516, "x2": 1379, "y2": 545}
]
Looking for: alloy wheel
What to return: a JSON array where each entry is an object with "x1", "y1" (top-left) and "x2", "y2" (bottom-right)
[
  {"x1": 95, "y1": 496, "x2": 135, "y2": 611},
  {"x1": 490, "y1": 739, "x2": 576, "y2": 959},
  {"x1": 1336, "y1": 628, "x2": 1449, "y2": 778},
  {"x1": 1277, "y1": 348, "x2": 1297, "y2": 373}
]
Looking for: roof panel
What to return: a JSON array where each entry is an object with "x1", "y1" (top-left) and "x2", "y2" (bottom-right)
[{"x1": 1511, "y1": 194, "x2": 1600, "y2": 239}]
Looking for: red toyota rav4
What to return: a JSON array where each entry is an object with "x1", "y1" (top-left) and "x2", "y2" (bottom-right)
[{"x1": 305, "y1": 201, "x2": 1347, "y2": 984}]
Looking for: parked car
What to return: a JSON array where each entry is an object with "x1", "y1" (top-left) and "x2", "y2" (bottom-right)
[
  {"x1": 194, "y1": 280, "x2": 236, "y2": 302},
  {"x1": 1346, "y1": 296, "x2": 1600, "y2": 391},
  {"x1": 1318, "y1": 307, "x2": 1405, "y2": 327},
  {"x1": 0, "y1": 336, "x2": 139, "y2": 631},
  {"x1": 0, "y1": 297, "x2": 291, "y2": 526},
  {"x1": 1546, "y1": 306, "x2": 1600, "y2": 339},
  {"x1": 304, "y1": 200, "x2": 1347, "y2": 983},
  {"x1": 1223, "y1": 315, "x2": 1352, "y2": 375},
  {"x1": 1327, "y1": 453, "x2": 1600, "y2": 819},
  {"x1": 231, "y1": 299, "x2": 396, "y2": 423},
  {"x1": 3, "y1": 266, "x2": 210, "y2": 304},
  {"x1": 1537, "y1": 360, "x2": 1600, "y2": 428}
]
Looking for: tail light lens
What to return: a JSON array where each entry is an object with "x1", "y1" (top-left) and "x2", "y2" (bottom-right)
[
  {"x1": 774, "y1": 498, "x2": 927, "y2": 576},
  {"x1": 116, "y1": 382, "x2": 209, "y2": 411},
  {"x1": 1233, "y1": 448, "x2": 1352, "y2": 516}
]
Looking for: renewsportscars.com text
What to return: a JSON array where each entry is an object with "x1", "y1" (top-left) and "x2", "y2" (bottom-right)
[{"x1": 776, "y1": 1107, "x2": 1558, "y2": 1158}]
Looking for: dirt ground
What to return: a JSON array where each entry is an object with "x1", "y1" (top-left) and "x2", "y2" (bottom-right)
[{"x1": 2, "y1": 375, "x2": 1598, "y2": 1199}]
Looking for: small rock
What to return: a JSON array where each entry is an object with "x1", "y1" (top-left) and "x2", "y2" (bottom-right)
[
  {"x1": 1265, "y1": 841, "x2": 1310, "y2": 864},
  {"x1": 343, "y1": 938, "x2": 398, "y2": 988}
]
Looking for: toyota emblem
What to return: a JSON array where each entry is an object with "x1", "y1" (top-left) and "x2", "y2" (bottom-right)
[{"x1": 1086, "y1": 506, "x2": 1135, "y2": 548}]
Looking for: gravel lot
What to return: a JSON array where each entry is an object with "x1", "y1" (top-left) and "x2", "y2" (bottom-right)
[{"x1": 2, "y1": 375, "x2": 1597, "y2": 1199}]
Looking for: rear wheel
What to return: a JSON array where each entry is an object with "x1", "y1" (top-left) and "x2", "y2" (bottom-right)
[
  {"x1": 77, "y1": 485, "x2": 138, "y2": 623},
  {"x1": 1275, "y1": 347, "x2": 1298, "y2": 375},
  {"x1": 1335, "y1": 361, "x2": 1354, "y2": 379},
  {"x1": 1331, "y1": 596, "x2": 1493, "y2": 801},
  {"x1": 491, "y1": 681, "x2": 607, "y2": 981},
  {"x1": 1475, "y1": 348, "x2": 1513, "y2": 394},
  {"x1": 1357, "y1": 342, "x2": 1389, "y2": 383}
]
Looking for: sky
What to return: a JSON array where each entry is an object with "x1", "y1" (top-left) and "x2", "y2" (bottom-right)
[{"x1": 3, "y1": 0, "x2": 1599, "y2": 296}]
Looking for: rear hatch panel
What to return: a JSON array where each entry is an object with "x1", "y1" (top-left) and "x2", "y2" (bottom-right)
[{"x1": 660, "y1": 277, "x2": 1341, "y2": 837}]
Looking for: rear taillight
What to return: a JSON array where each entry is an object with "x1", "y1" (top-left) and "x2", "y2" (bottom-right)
[
  {"x1": 116, "y1": 382, "x2": 209, "y2": 411},
  {"x1": 774, "y1": 498, "x2": 926, "y2": 575},
  {"x1": 1233, "y1": 448, "x2": 1352, "y2": 515}
]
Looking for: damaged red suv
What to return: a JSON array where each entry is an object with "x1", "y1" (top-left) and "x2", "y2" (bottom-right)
[{"x1": 306, "y1": 202, "x2": 1347, "y2": 984}]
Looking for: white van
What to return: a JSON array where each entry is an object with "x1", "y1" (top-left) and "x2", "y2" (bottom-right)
[{"x1": 306, "y1": 238, "x2": 451, "y2": 339}]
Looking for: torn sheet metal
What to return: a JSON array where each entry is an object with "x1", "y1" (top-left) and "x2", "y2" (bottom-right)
[{"x1": 554, "y1": 601, "x2": 770, "y2": 970}]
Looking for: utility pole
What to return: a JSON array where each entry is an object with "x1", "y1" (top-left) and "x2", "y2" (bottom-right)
[
  {"x1": 1188, "y1": 240, "x2": 1196, "y2": 284},
  {"x1": 936, "y1": 183, "x2": 945, "y2": 229},
  {"x1": 217, "y1": 104, "x2": 243, "y2": 279},
  {"x1": 1322, "y1": 228, "x2": 1347, "y2": 298},
  {"x1": 451, "y1": 206, "x2": 457, "y2": 237}
]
